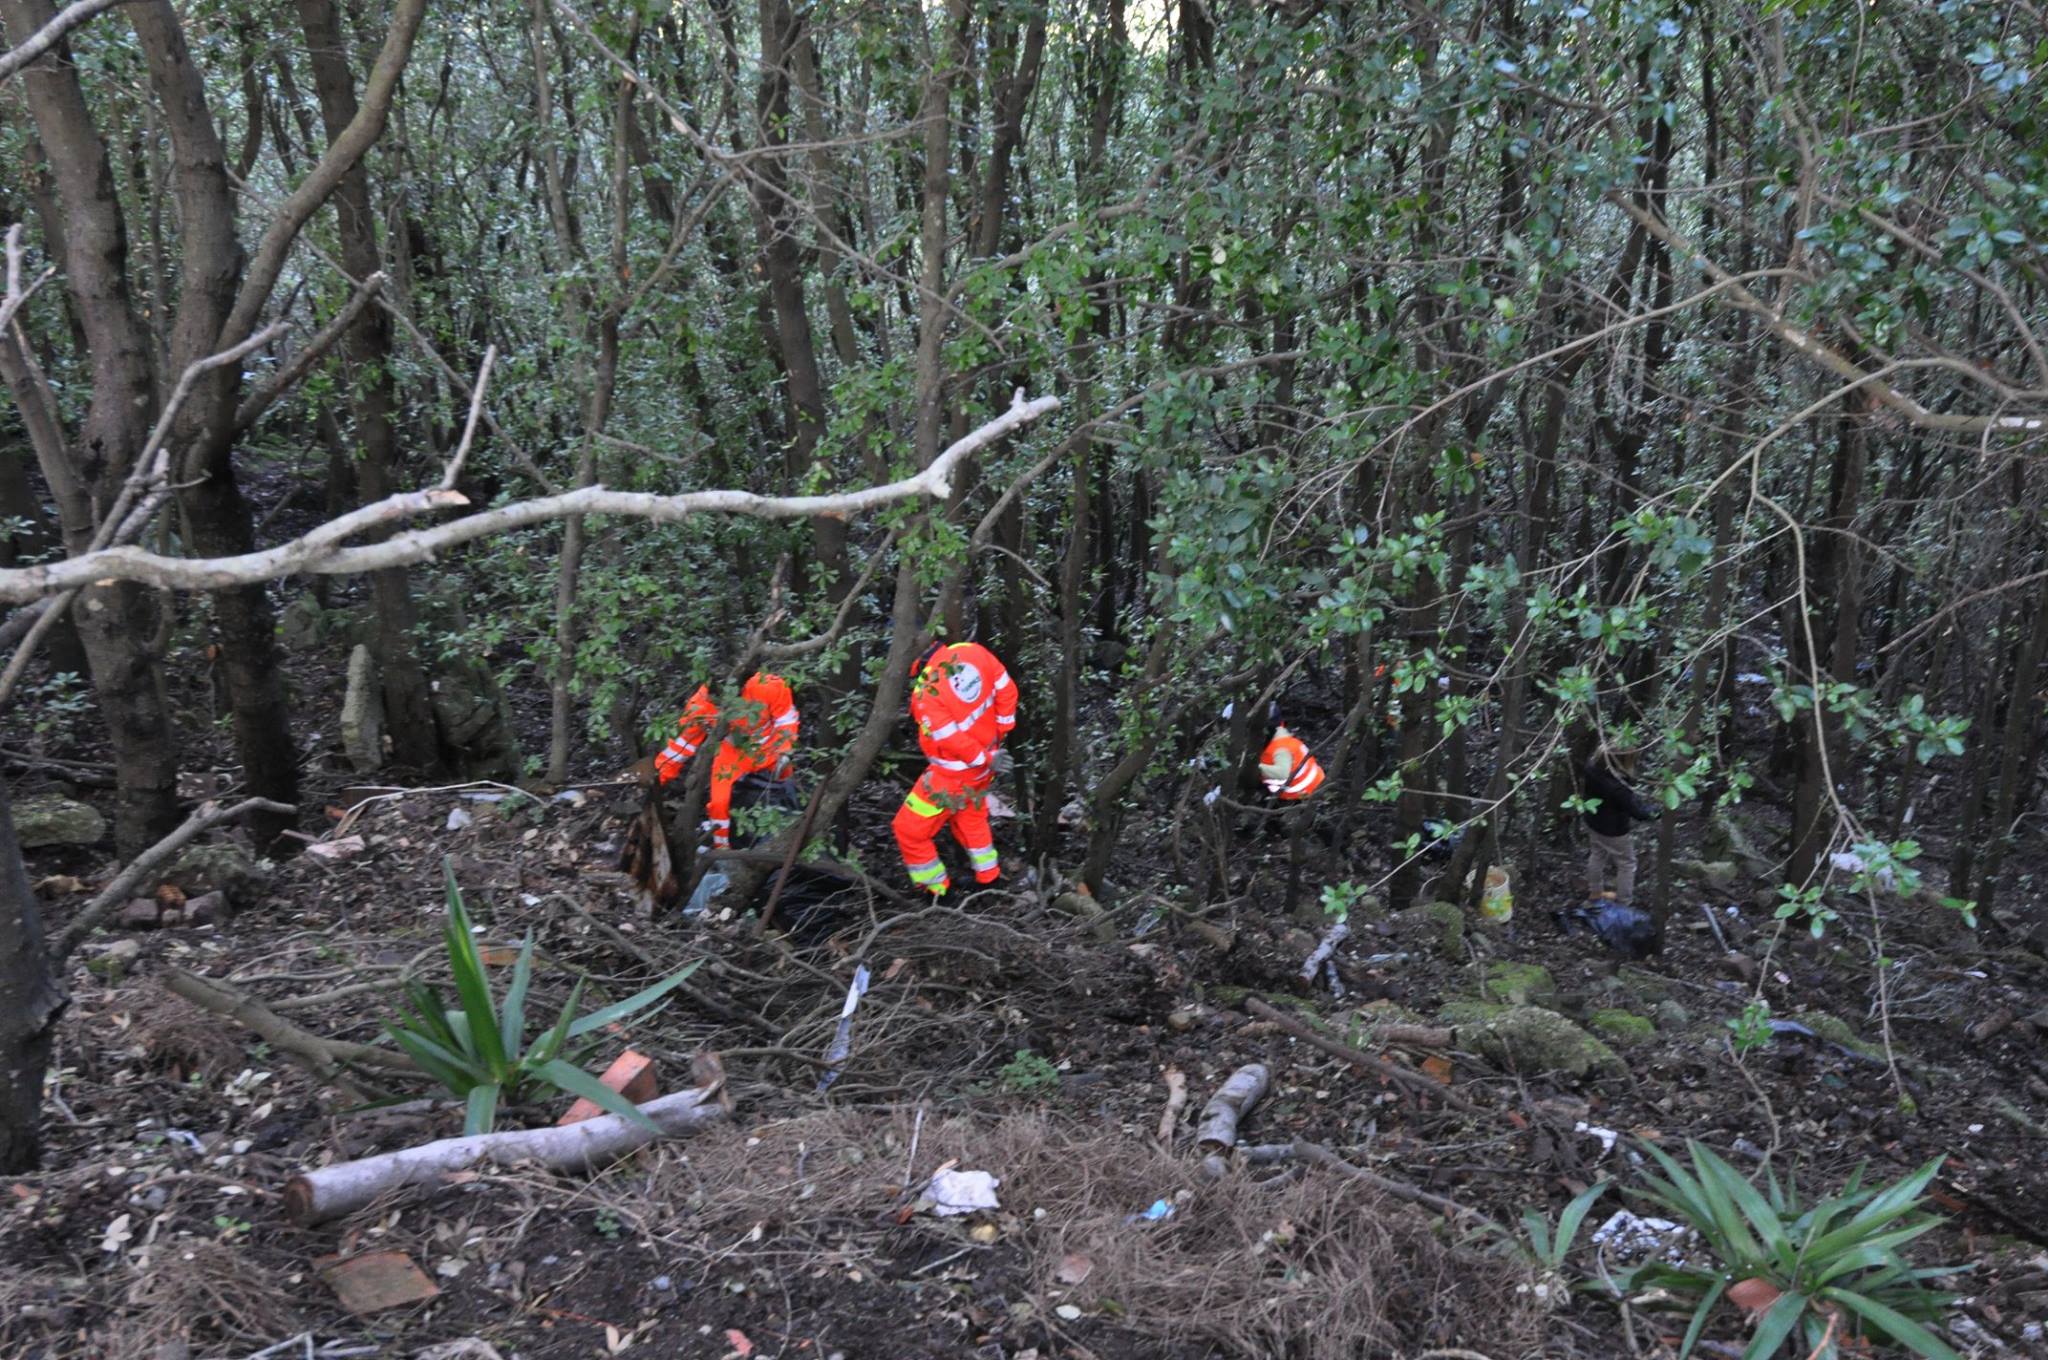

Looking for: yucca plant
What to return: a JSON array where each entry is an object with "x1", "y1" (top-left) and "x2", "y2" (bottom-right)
[
  {"x1": 385, "y1": 858, "x2": 699, "y2": 1135},
  {"x1": 1620, "y1": 1140, "x2": 1965, "y2": 1360}
]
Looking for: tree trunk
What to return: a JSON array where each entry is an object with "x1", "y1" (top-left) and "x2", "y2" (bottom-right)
[
  {"x1": 295, "y1": 0, "x2": 441, "y2": 770},
  {"x1": 0, "y1": 781, "x2": 65, "y2": 1172}
]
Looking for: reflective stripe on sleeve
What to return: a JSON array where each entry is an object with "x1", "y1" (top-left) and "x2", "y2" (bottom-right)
[
  {"x1": 993, "y1": 671, "x2": 1011, "y2": 690},
  {"x1": 929, "y1": 755, "x2": 986, "y2": 772},
  {"x1": 773, "y1": 710, "x2": 799, "y2": 728}
]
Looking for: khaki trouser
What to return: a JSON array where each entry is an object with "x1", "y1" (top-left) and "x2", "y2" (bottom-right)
[{"x1": 1587, "y1": 830, "x2": 1637, "y2": 902}]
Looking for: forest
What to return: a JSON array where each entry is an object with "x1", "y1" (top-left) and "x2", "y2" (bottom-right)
[{"x1": 3, "y1": 0, "x2": 2047, "y2": 1354}]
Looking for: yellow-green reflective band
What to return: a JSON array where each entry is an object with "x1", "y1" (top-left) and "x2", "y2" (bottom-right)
[
  {"x1": 907, "y1": 860, "x2": 947, "y2": 884},
  {"x1": 968, "y1": 846, "x2": 998, "y2": 869},
  {"x1": 904, "y1": 791, "x2": 943, "y2": 818}
]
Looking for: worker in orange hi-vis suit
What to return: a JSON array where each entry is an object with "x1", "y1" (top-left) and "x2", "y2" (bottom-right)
[
  {"x1": 652, "y1": 672, "x2": 799, "y2": 849},
  {"x1": 893, "y1": 640, "x2": 1018, "y2": 895},
  {"x1": 1258, "y1": 721, "x2": 1326, "y2": 802}
]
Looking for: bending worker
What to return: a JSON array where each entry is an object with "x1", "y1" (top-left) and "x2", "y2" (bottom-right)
[
  {"x1": 894, "y1": 639, "x2": 1017, "y2": 895},
  {"x1": 1258, "y1": 717, "x2": 1326, "y2": 801},
  {"x1": 653, "y1": 672, "x2": 799, "y2": 849}
]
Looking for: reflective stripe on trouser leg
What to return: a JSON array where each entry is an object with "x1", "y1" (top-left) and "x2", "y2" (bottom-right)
[
  {"x1": 893, "y1": 782, "x2": 952, "y2": 894},
  {"x1": 949, "y1": 794, "x2": 999, "y2": 884}
]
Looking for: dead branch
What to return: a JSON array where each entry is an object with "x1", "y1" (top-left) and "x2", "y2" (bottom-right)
[
  {"x1": 1285, "y1": 1139, "x2": 1500, "y2": 1231},
  {"x1": 1156, "y1": 1066, "x2": 1188, "y2": 1146},
  {"x1": 0, "y1": 391, "x2": 1060, "y2": 602},
  {"x1": 1243, "y1": 997, "x2": 1486, "y2": 1116},
  {"x1": 53, "y1": 798, "x2": 296, "y2": 959},
  {"x1": 232, "y1": 273, "x2": 387, "y2": 433},
  {"x1": 283, "y1": 1079, "x2": 731, "y2": 1224},
  {"x1": 0, "y1": 0, "x2": 130, "y2": 85},
  {"x1": 163, "y1": 967, "x2": 419, "y2": 1081}
]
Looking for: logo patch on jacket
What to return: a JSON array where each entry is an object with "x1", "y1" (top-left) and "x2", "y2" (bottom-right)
[{"x1": 947, "y1": 663, "x2": 983, "y2": 704}]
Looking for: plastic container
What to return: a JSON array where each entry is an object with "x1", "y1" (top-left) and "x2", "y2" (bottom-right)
[{"x1": 1480, "y1": 866, "x2": 1513, "y2": 924}]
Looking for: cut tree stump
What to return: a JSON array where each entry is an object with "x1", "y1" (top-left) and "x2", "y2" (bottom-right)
[{"x1": 285, "y1": 1082, "x2": 728, "y2": 1225}]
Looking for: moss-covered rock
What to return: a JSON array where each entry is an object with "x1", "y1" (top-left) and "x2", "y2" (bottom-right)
[
  {"x1": 166, "y1": 843, "x2": 274, "y2": 906},
  {"x1": 1436, "y1": 999, "x2": 1506, "y2": 1029},
  {"x1": 1588, "y1": 1008, "x2": 1656, "y2": 1047},
  {"x1": 1421, "y1": 901, "x2": 1465, "y2": 958},
  {"x1": 1480, "y1": 960, "x2": 1558, "y2": 1006},
  {"x1": 1355, "y1": 998, "x2": 1431, "y2": 1029},
  {"x1": 1798, "y1": 1012, "x2": 1886, "y2": 1062},
  {"x1": 1451, "y1": 1005, "x2": 1625, "y2": 1079},
  {"x1": 13, "y1": 793, "x2": 108, "y2": 848},
  {"x1": 1653, "y1": 1000, "x2": 1691, "y2": 1031}
]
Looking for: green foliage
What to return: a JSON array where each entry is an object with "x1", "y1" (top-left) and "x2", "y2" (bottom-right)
[
  {"x1": 1727, "y1": 999, "x2": 1775, "y2": 1055},
  {"x1": 1319, "y1": 880, "x2": 1370, "y2": 923},
  {"x1": 1495, "y1": 1179, "x2": 1611, "y2": 1281},
  {"x1": 996, "y1": 1049, "x2": 1061, "y2": 1094},
  {"x1": 383, "y1": 858, "x2": 698, "y2": 1135},
  {"x1": 1621, "y1": 1141, "x2": 1965, "y2": 1360}
]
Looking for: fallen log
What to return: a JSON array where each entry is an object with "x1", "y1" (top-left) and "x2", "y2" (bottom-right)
[
  {"x1": 1243, "y1": 996, "x2": 1487, "y2": 1116},
  {"x1": 1196, "y1": 1062, "x2": 1269, "y2": 1177},
  {"x1": 285, "y1": 1082, "x2": 729, "y2": 1225}
]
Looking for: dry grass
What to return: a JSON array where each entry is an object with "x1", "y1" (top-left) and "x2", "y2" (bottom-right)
[
  {"x1": 111, "y1": 1237, "x2": 302, "y2": 1360},
  {"x1": 633, "y1": 1110, "x2": 1542, "y2": 1359}
]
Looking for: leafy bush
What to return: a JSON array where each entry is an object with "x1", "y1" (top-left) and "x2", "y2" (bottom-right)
[
  {"x1": 1621, "y1": 1141, "x2": 1964, "y2": 1360},
  {"x1": 385, "y1": 858, "x2": 698, "y2": 1134}
]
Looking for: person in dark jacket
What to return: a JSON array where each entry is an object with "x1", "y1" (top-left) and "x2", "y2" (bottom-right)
[{"x1": 1580, "y1": 743, "x2": 1661, "y2": 902}]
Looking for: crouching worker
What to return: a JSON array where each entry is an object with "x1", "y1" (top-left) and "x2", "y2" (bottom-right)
[
  {"x1": 1580, "y1": 742, "x2": 1661, "y2": 902},
  {"x1": 653, "y1": 672, "x2": 799, "y2": 849},
  {"x1": 1258, "y1": 716, "x2": 1326, "y2": 803},
  {"x1": 894, "y1": 639, "x2": 1017, "y2": 895}
]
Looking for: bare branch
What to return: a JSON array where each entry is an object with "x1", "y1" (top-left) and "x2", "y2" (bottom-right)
[
  {"x1": 1609, "y1": 192, "x2": 2048, "y2": 435},
  {"x1": 0, "y1": 392, "x2": 1062, "y2": 602},
  {"x1": 53, "y1": 797, "x2": 296, "y2": 960},
  {"x1": 0, "y1": 0, "x2": 129, "y2": 85},
  {"x1": 438, "y1": 345, "x2": 496, "y2": 490},
  {"x1": 233, "y1": 273, "x2": 387, "y2": 433}
]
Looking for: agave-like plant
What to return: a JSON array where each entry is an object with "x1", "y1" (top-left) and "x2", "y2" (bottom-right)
[
  {"x1": 384, "y1": 858, "x2": 698, "y2": 1135},
  {"x1": 1620, "y1": 1140, "x2": 1965, "y2": 1360}
]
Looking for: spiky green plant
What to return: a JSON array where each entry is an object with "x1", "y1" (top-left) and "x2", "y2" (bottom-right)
[
  {"x1": 384, "y1": 858, "x2": 698, "y2": 1135},
  {"x1": 1621, "y1": 1140, "x2": 1964, "y2": 1360}
]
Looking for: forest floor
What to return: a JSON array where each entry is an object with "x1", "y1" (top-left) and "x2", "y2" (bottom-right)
[{"x1": 8, "y1": 674, "x2": 2048, "y2": 1359}]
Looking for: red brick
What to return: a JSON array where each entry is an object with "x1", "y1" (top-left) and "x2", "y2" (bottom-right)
[{"x1": 556, "y1": 1050, "x2": 657, "y2": 1125}]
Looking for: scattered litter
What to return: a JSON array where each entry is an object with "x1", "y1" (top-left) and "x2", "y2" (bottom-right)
[
  {"x1": 984, "y1": 793, "x2": 1017, "y2": 820},
  {"x1": 927, "y1": 1169, "x2": 1001, "y2": 1216},
  {"x1": 1591, "y1": 1210, "x2": 1689, "y2": 1263},
  {"x1": 723, "y1": 1329, "x2": 754, "y2": 1357},
  {"x1": 1553, "y1": 898, "x2": 1663, "y2": 959},
  {"x1": 683, "y1": 869, "x2": 730, "y2": 918},
  {"x1": 1734, "y1": 672, "x2": 1767, "y2": 685},
  {"x1": 304, "y1": 835, "x2": 367, "y2": 862},
  {"x1": 160, "y1": 1127, "x2": 205, "y2": 1154},
  {"x1": 552, "y1": 789, "x2": 587, "y2": 807},
  {"x1": 317, "y1": 1249, "x2": 442, "y2": 1314},
  {"x1": 1574, "y1": 1122, "x2": 1619, "y2": 1157},
  {"x1": 1124, "y1": 1198, "x2": 1176, "y2": 1225},
  {"x1": 445, "y1": 807, "x2": 473, "y2": 832},
  {"x1": 1221, "y1": 702, "x2": 1234, "y2": 719},
  {"x1": 1359, "y1": 951, "x2": 1409, "y2": 965},
  {"x1": 815, "y1": 964, "x2": 872, "y2": 1093},
  {"x1": 1054, "y1": 1304, "x2": 1083, "y2": 1321},
  {"x1": 1480, "y1": 866, "x2": 1513, "y2": 924},
  {"x1": 459, "y1": 792, "x2": 506, "y2": 803},
  {"x1": 1131, "y1": 908, "x2": 1164, "y2": 938},
  {"x1": 1829, "y1": 849, "x2": 1895, "y2": 889},
  {"x1": 1054, "y1": 1253, "x2": 1095, "y2": 1285},
  {"x1": 1203, "y1": 785, "x2": 1221, "y2": 806}
]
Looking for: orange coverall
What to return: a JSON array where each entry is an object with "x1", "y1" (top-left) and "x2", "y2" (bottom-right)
[
  {"x1": 1258, "y1": 726, "x2": 1326, "y2": 801},
  {"x1": 893, "y1": 642, "x2": 1017, "y2": 894},
  {"x1": 654, "y1": 672, "x2": 799, "y2": 848}
]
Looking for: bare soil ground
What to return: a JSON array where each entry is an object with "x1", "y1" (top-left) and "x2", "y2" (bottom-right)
[{"x1": 7, "y1": 634, "x2": 2048, "y2": 1360}]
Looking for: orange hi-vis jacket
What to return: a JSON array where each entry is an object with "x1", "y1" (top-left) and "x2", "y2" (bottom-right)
[
  {"x1": 908, "y1": 642, "x2": 1017, "y2": 795},
  {"x1": 894, "y1": 642, "x2": 1017, "y2": 894},
  {"x1": 1258, "y1": 726, "x2": 1325, "y2": 801},
  {"x1": 654, "y1": 672, "x2": 798, "y2": 847}
]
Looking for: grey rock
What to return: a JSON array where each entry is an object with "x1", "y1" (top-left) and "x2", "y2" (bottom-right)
[
  {"x1": 166, "y1": 842, "x2": 273, "y2": 906},
  {"x1": 341, "y1": 644, "x2": 386, "y2": 772},
  {"x1": 276, "y1": 594, "x2": 326, "y2": 650},
  {"x1": 13, "y1": 793, "x2": 108, "y2": 848},
  {"x1": 87, "y1": 938, "x2": 142, "y2": 978},
  {"x1": 430, "y1": 657, "x2": 523, "y2": 780},
  {"x1": 1654, "y1": 999, "x2": 1691, "y2": 1031},
  {"x1": 1447, "y1": 1003, "x2": 1626, "y2": 1080}
]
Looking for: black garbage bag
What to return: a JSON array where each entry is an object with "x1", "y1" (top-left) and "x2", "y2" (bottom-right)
[
  {"x1": 727, "y1": 770, "x2": 805, "y2": 847},
  {"x1": 1552, "y1": 898, "x2": 1665, "y2": 960}
]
